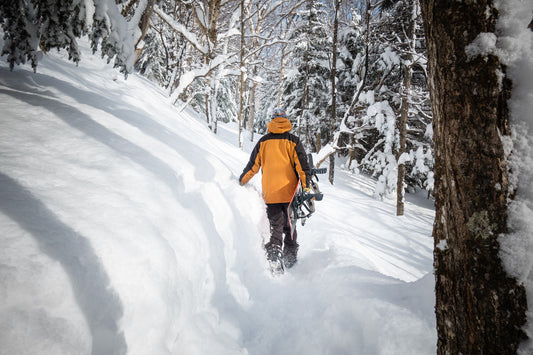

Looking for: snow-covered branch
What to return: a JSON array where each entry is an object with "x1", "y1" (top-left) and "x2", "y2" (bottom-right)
[
  {"x1": 170, "y1": 53, "x2": 238, "y2": 104},
  {"x1": 153, "y1": 5, "x2": 208, "y2": 55}
]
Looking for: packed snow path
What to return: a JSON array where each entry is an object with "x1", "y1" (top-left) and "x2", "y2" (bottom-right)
[{"x1": 0, "y1": 44, "x2": 436, "y2": 354}]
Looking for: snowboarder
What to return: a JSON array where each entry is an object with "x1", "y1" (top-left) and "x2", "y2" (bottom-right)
[{"x1": 239, "y1": 108, "x2": 311, "y2": 272}]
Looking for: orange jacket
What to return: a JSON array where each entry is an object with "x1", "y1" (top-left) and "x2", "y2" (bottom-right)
[{"x1": 240, "y1": 117, "x2": 311, "y2": 204}]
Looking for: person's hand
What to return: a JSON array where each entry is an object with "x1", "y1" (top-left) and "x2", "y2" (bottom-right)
[{"x1": 303, "y1": 187, "x2": 312, "y2": 193}]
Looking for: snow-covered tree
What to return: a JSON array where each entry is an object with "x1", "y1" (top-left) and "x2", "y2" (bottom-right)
[
  {"x1": 0, "y1": 0, "x2": 39, "y2": 70},
  {"x1": 326, "y1": 0, "x2": 342, "y2": 183},
  {"x1": 238, "y1": 0, "x2": 298, "y2": 145},
  {"x1": 232, "y1": 0, "x2": 307, "y2": 140},
  {"x1": 372, "y1": 0, "x2": 432, "y2": 212},
  {"x1": 317, "y1": 0, "x2": 432, "y2": 203},
  {"x1": 280, "y1": 0, "x2": 332, "y2": 152},
  {"x1": 148, "y1": 0, "x2": 246, "y2": 132},
  {"x1": 0, "y1": 0, "x2": 141, "y2": 73},
  {"x1": 255, "y1": 69, "x2": 281, "y2": 134},
  {"x1": 327, "y1": 1, "x2": 403, "y2": 198},
  {"x1": 135, "y1": 0, "x2": 190, "y2": 89}
]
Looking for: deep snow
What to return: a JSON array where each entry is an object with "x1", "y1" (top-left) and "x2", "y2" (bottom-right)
[{"x1": 0, "y1": 42, "x2": 436, "y2": 354}]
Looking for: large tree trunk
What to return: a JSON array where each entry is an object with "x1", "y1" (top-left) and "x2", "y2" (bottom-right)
[{"x1": 420, "y1": 1, "x2": 527, "y2": 353}]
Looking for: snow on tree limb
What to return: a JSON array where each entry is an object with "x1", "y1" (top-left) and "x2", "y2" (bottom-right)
[
  {"x1": 94, "y1": 0, "x2": 139, "y2": 72},
  {"x1": 153, "y1": 5, "x2": 207, "y2": 55},
  {"x1": 170, "y1": 53, "x2": 237, "y2": 104}
]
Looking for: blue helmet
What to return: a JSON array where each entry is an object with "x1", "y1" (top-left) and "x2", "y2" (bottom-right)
[{"x1": 271, "y1": 108, "x2": 287, "y2": 119}]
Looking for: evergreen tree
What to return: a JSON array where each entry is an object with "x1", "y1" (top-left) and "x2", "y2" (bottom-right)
[
  {"x1": 0, "y1": 0, "x2": 137, "y2": 73},
  {"x1": 0, "y1": 0, "x2": 39, "y2": 70},
  {"x1": 334, "y1": 2, "x2": 402, "y2": 198},
  {"x1": 216, "y1": 76, "x2": 239, "y2": 123},
  {"x1": 281, "y1": 0, "x2": 332, "y2": 151},
  {"x1": 376, "y1": 0, "x2": 433, "y2": 208},
  {"x1": 331, "y1": 1, "x2": 432, "y2": 200},
  {"x1": 36, "y1": 0, "x2": 86, "y2": 64},
  {"x1": 135, "y1": 0, "x2": 190, "y2": 92},
  {"x1": 255, "y1": 70, "x2": 281, "y2": 134}
]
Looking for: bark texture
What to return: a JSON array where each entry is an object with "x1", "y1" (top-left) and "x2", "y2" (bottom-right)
[{"x1": 420, "y1": 1, "x2": 527, "y2": 353}]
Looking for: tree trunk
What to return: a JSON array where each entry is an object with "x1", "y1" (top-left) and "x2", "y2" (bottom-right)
[
  {"x1": 237, "y1": 0, "x2": 246, "y2": 148},
  {"x1": 395, "y1": 73, "x2": 409, "y2": 216},
  {"x1": 315, "y1": 131, "x2": 322, "y2": 153},
  {"x1": 205, "y1": 79, "x2": 211, "y2": 128},
  {"x1": 396, "y1": 1, "x2": 415, "y2": 216},
  {"x1": 248, "y1": 83, "x2": 256, "y2": 141},
  {"x1": 134, "y1": 0, "x2": 156, "y2": 65},
  {"x1": 278, "y1": 46, "x2": 286, "y2": 107},
  {"x1": 328, "y1": 0, "x2": 340, "y2": 185},
  {"x1": 299, "y1": 0, "x2": 312, "y2": 140},
  {"x1": 248, "y1": 65, "x2": 258, "y2": 142},
  {"x1": 420, "y1": 1, "x2": 527, "y2": 353},
  {"x1": 278, "y1": 1, "x2": 288, "y2": 107}
]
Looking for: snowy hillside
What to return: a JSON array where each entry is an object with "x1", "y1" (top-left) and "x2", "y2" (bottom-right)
[{"x1": 0, "y1": 42, "x2": 436, "y2": 355}]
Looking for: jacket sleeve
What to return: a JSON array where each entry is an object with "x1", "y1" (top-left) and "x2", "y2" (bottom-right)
[
  {"x1": 293, "y1": 139, "x2": 311, "y2": 189},
  {"x1": 239, "y1": 141, "x2": 261, "y2": 185}
]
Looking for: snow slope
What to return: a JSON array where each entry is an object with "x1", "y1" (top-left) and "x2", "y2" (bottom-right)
[{"x1": 0, "y1": 43, "x2": 436, "y2": 355}]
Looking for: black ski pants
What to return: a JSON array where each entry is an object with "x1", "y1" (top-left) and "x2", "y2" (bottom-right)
[{"x1": 266, "y1": 203, "x2": 298, "y2": 254}]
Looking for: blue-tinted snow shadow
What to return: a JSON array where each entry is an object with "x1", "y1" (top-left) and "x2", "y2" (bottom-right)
[
  {"x1": 0, "y1": 66, "x2": 217, "y2": 182},
  {"x1": 0, "y1": 86, "x2": 186, "y2": 195},
  {"x1": 0, "y1": 84, "x2": 191, "y2": 353},
  {"x1": 52, "y1": 82, "x2": 218, "y2": 182},
  {"x1": 0, "y1": 172, "x2": 127, "y2": 355},
  {"x1": 1, "y1": 77, "x2": 248, "y2": 349}
]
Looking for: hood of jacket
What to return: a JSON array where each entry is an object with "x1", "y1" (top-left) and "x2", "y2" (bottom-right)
[{"x1": 267, "y1": 116, "x2": 292, "y2": 134}]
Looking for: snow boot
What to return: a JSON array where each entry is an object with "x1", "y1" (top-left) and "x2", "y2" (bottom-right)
[
  {"x1": 265, "y1": 242, "x2": 284, "y2": 275},
  {"x1": 283, "y1": 247, "x2": 298, "y2": 269}
]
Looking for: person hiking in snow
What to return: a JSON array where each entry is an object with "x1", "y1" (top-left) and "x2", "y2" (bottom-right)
[{"x1": 239, "y1": 108, "x2": 311, "y2": 269}]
